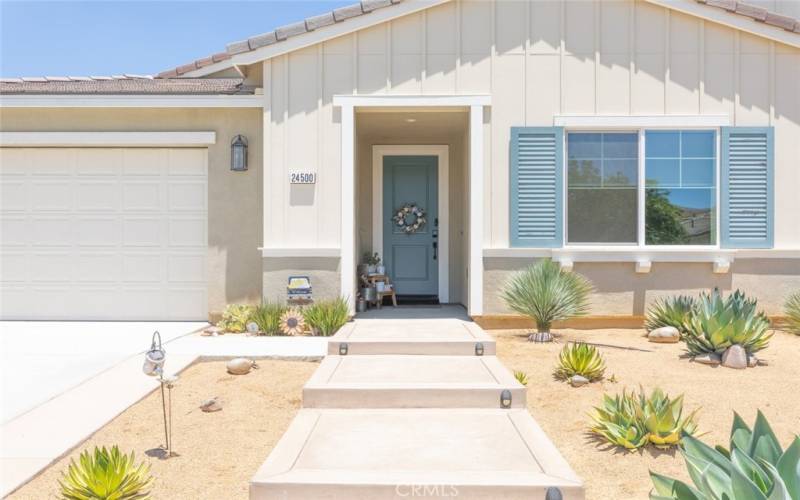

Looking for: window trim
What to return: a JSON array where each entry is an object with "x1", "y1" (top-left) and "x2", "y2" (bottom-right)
[{"x1": 562, "y1": 127, "x2": 721, "y2": 250}]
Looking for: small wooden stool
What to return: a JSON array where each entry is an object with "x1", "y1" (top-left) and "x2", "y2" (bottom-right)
[{"x1": 362, "y1": 274, "x2": 397, "y2": 308}]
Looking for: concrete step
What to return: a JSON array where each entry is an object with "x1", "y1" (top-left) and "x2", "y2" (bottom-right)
[
  {"x1": 304, "y1": 355, "x2": 526, "y2": 409},
  {"x1": 328, "y1": 320, "x2": 495, "y2": 356},
  {"x1": 250, "y1": 408, "x2": 584, "y2": 500}
]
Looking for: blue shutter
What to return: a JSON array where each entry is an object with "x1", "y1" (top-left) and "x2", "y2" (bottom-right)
[
  {"x1": 721, "y1": 127, "x2": 774, "y2": 248},
  {"x1": 510, "y1": 127, "x2": 564, "y2": 247}
]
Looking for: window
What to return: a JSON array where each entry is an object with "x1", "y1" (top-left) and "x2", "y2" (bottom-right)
[
  {"x1": 567, "y1": 132, "x2": 638, "y2": 244},
  {"x1": 645, "y1": 131, "x2": 716, "y2": 245},
  {"x1": 564, "y1": 129, "x2": 717, "y2": 246}
]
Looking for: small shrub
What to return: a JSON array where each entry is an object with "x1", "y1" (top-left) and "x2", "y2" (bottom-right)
[
  {"x1": 250, "y1": 302, "x2": 287, "y2": 336},
  {"x1": 683, "y1": 289, "x2": 772, "y2": 355},
  {"x1": 650, "y1": 410, "x2": 800, "y2": 500},
  {"x1": 217, "y1": 304, "x2": 253, "y2": 333},
  {"x1": 303, "y1": 297, "x2": 349, "y2": 336},
  {"x1": 554, "y1": 342, "x2": 605, "y2": 382},
  {"x1": 591, "y1": 387, "x2": 699, "y2": 451},
  {"x1": 786, "y1": 291, "x2": 800, "y2": 335},
  {"x1": 644, "y1": 295, "x2": 696, "y2": 333},
  {"x1": 59, "y1": 445, "x2": 152, "y2": 500},
  {"x1": 501, "y1": 259, "x2": 593, "y2": 340},
  {"x1": 514, "y1": 371, "x2": 529, "y2": 386}
]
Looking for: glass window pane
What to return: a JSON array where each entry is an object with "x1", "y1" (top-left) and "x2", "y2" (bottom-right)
[
  {"x1": 569, "y1": 188, "x2": 638, "y2": 243},
  {"x1": 682, "y1": 159, "x2": 715, "y2": 187},
  {"x1": 603, "y1": 133, "x2": 638, "y2": 158},
  {"x1": 645, "y1": 131, "x2": 680, "y2": 157},
  {"x1": 567, "y1": 133, "x2": 601, "y2": 159},
  {"x1": 681, "y1": 131, "x2": 715, "y2": 157},
  {"x1": 568, "y1": 159, "x2": 602, "y2": 187},
  {"x1": 604, "y1": 159, "x2": 638, "y2": 187},
  {"x1": 645, "y1": 159, "x2": 680, "y2": 187},
  {"x1": 645, "y1": 188, "x2": 715, "y2": 245}
]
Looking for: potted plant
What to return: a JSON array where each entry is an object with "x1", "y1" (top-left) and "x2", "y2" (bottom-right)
[{"x1": 363, "y1": 252, "x2": 381, "y2": 275}]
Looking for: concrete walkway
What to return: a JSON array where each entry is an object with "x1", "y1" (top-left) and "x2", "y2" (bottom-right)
[{"x1": 251, "y1": 306, "x2": 584, "y2": 499}]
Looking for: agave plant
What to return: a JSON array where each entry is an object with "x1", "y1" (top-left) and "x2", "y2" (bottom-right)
[
  {"x1": 501, "y1": 259, "x2": 593, "y2": 342},
  {"x1": 645, "y1": 295, "x2": 696, "y2": 334},
  {"x1": 786, "y1": 291, "x2": 800, "y2": 335},
  {"x1": 650, "y1": 410, "x2": 800, "y2": 500},
  {"x1": 683, "y1": 289, "x2": 772, "y2": 355},
  {"x1": 59, "y1": 445, "x2": 152, "y2": 500},
  {"x1": 514, "y1": 370, "x2": 529, "y2": 386},
  {"x1": 250, "y1": 301, "x2": 287, "y2": 336},
  {"x1": 217, "y1": 303, "x2": 254, "y2": 333},
  {"x1": 554, "y1": 342, "x2": 606, "y2": 382},
  {"x1": 302, "y1": 297, "x2": 349, "y2": 336},
  {"x1": 591, "y1": 387, "x2": 699, "y2": 451}
]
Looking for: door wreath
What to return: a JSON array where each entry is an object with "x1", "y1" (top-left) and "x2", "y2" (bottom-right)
[{"x1": 392, "y1": 203, "x2": 427, "y2": 234}]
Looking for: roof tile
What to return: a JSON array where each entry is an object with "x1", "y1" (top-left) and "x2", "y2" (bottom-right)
[
  {"x1": 305, "y1": 12, "x2": 336, "y2": 31},
  {"x1": 333, "y1": 3, "x2": 364, "y2": 22},
  {"x1": 361, "y1": 0, "x2": 393, "y2": 13},
  {"x1": 175, "y1": 63, "x2": 198, "y2": 75},
  {"x1": 275, "y1": 20, "x2": 307, "y2": 41},
  {"x1": 157, "y1": 69, "x2": 179, "y2": 78},
  {"x1": 764, "y1": 11, "x2": 797, "y2": 30},
  {"x1": 195, "y1": 56, "x2": 214, "y2": 68},
  {"x1": 735, "y1": 2, "x2": 768, "y2": 21},
  {"x1": 211, "y1": 52, "x2": 231, "y2": 63},
  {"x1": 226, "y1": 40, "x2": 251, "y2": 55},
  {"x1": 1, "y1": 78, "x2": 254, "y2": 95},
  {"x1": 248, "y1": 31, "x2": 278, "y2": 49},
  {"x1": 705, "y1": 0, "x2": 736, "y2": 11}
]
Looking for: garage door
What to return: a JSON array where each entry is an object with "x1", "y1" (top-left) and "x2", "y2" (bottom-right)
[{"x1": 0, "y1": 147, "x2": 207, "y2": 320}]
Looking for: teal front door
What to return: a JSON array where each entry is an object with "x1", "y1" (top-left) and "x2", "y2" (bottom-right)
[{"x1": 383, "y1": 156, "x2": 438, "y2": 297}]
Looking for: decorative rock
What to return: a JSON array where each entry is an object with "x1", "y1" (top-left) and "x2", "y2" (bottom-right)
[
  {"x1": 692, "y1": 352, "x2": 721, "y2": 365},
  {"x1": 246, "y1": 322, "x2": 260, "y2": 334},
  {"x1": 569, "y1": 375, "x2": 589, "y2": 387},
  {"x1": 647, "y1": 326, "x2": 680, "y2": 343},
  {"x1": 200, "y1": 397, "x2": 222, "y2": 412},
  {"x1": 226, "y1": 357, "x2": 254, "y2": 375},
  {"x1": 202, "y1": 326, "x2": 223, "y2": 337},
  {"x1": 529, "y1": 332, "x2": 553, "y2": 343},
  {"x1": 721, "y1": 345, "x2": 747, "y2": 369},
  {"x1": 747, "y1": 355, "x2": 759, "y2": 368}
]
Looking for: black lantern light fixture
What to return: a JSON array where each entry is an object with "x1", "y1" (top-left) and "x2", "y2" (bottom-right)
[{"x1": 231, "y1": 135, "x2": 248, "y2": 171}]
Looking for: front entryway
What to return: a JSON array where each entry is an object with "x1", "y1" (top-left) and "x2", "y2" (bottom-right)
[{"x1": 382, "y1": 155, "x2": 438, "y2": 297}]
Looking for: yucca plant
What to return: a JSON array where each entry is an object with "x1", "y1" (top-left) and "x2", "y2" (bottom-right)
[
  {"x1": 514, "y1": 370, "x2": 529, "y2": 386},
  {"x1": 217, "y1": 304, "x2": 253, "y2": 333},
  {"x1": 59, "y1": 445, "x2": 152, "y2": 500},
  {"x1": 683, "y1": 289, "x2": 772, "y2": 355},
  {"x1": 785, "y1": 291, "x2": 800, "y2": 335},
  {"x1": 554, "y1": 342, "x2": 606, "y2": 382},
  {"x1": 302, "y1": 297, "x2": 349, "y2": 336},
  {"x1": 592, "y1": 387, "x2": 699, "y2": 451},
  {"x1": 501, "y1": 259, "x2": 593, "y2": 342},
  {"x1": 250, "y1": 301, "x2": 287, "y2": 336},
  {"x1": 650, "y1": 410, "x2": 800, "y2": 500},
  {"x1": 645, "y1": 295, "x2": 696, "y2": 334}
]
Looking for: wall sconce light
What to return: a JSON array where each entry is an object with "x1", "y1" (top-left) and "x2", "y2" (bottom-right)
[
  {"x1": 231, "y1": 135, "x2": 248, "y2": 171},
  {"x1": 500, "y1": 389, "x2": 512, "y2": 408}
]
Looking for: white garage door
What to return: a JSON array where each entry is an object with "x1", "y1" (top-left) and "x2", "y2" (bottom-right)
[{"x1": 0, "y1": 147, "x2": 208, "y2": 320}]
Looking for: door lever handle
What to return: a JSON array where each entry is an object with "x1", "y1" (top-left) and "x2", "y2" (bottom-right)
[{"x1": 433, "y1": 241, "x2": 438, "y2": 260}]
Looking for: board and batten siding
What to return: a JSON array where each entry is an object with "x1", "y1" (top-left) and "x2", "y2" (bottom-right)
[{"x1": 262, "y1": 0, "x2": 800, "y2": 252}]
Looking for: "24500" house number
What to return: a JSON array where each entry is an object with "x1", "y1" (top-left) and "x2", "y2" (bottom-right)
[{"x1": 290, "y1": 172, "x2": 316, "y2": 184}]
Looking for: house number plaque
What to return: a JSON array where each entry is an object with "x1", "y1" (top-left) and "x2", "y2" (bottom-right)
[{"x1": 290, "y1": 172, "x2": 316, "y2": 184}]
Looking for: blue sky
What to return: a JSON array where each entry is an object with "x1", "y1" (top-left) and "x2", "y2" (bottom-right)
[{"x1": 0, "y1": 1, "x2": 353, "y2": 77}]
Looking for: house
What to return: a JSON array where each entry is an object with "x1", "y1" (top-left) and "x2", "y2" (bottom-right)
[{"x1": 1, "y1": 0, "x2": 798, "y2": 325}]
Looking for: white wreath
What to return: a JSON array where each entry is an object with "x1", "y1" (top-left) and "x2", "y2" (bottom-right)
[{"x1": 392, "y1": 204, "x2": 427, "y2": 234}]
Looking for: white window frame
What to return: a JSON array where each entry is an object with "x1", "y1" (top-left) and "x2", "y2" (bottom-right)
[{"x1": 563, "y1": 126, "x2": 721, "y2": 251}]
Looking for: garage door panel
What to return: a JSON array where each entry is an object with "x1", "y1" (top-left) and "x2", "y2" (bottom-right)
[{"x1": 0, "y1": 147, "x2": 207, "y2": 320}]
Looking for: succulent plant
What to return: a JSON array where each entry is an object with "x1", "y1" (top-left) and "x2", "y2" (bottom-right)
[
  {"x1": 501, "y1": 259, "x2": 593, "y2": 341},
  {"x1": 786, "y1": 291, "x2": 800, "y2": 335},
  {"x1": 250, "y1": 301, "x2": 287, "y2": 336},
  {"x1": 59, "y1": 445, "x2": 152, "y2": 500},
  {"x1": 592, "y1": 387, "x2": 699, "y2": 451},
  {"x1": 514, "y1": 370, "x2": 529, "y2": 386},
  {"x1": 650, "y1": 410, "x2": 800, "y2": 500},
  {"x1": 645, "y1": 295, "x2": 696, "y2": 333},
  {"x1": 217, "y1": 303, "x2": 254, "y2": 333},
  {"x1": 302, "y1": 297, "x2": 349, "y2": 336},
  {"x1": 554, "y1": 342, "x2": 606, "y2": 382},
  {"x1": 683, "y1": 289, "x2": 772, "y2": 356}
]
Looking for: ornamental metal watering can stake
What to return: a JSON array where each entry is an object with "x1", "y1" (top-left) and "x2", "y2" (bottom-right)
[{"x1": 143, "y1": 331, "x2": 177, "y2": 458}]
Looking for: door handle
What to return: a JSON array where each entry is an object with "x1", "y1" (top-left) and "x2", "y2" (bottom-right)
[{"x1": 433, "y1": 241, "x2": 438, "y2": 260}]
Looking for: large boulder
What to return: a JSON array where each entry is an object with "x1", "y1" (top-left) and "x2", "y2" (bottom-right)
[
  {"x1": 647, "y1": 326, "x2": 680, "y2": 343},
  {"x1": 721, "y1": 345, "x2": 748, "y2": 369}
]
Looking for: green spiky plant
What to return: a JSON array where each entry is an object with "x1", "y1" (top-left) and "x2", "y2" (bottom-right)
[
  {"x1": 217, "y1": 304, "x2": 254, "y2": 333},
  {"x1": 59, "y1": 446, "x2": 152, "y2": 500},
  {"x1": 591, "y1": 387, "x2": 699, "y2": 451},
  {"x1": 683, "y1": 289, "x2": 772, "y2": 355},
  {"x1": 501, "y1": 259, "x2": 593, "y2": 342},
  {"x1": 785, "y1": 291, "x2": 800, "y2": 335},
  {"x1": 650, "y1": 410, "x2": 800, "y2": 500},
  {"x1": 554, "y1": 342, "x2": 606, "y2": 382},
  {"x1": 645, "y1": 295, "x2": 697, "y2": 334},
  {"x1": 302, "y1": 297, "x2": 349, "y2": 336},
  {"x1": 250, "y1": 302, "x2": 287, "y2": 336},
  {"x1": 514, "y1": 371, "x2": 529, "y2": 386}
]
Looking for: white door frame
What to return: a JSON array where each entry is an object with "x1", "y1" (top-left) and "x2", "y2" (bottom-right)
[
  {"x1": 333, "y1": 95, "x2": 489, "y2": 315},
  {"x1": 372, "y1": 145, "x2": 449, "y2": 303}
]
